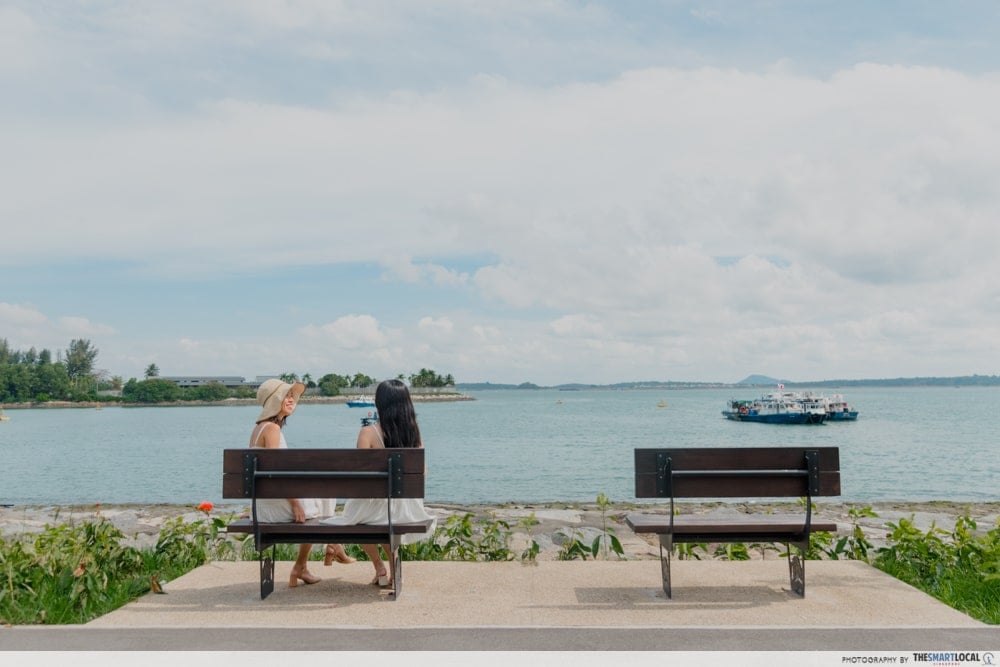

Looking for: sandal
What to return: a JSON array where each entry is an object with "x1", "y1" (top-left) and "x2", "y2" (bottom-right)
[
  {"x1": 370, "y1": 571, "x2": 390, "y2": 587},
  {"x1": 324, "y1": 544, "x2": 356, "y2": 566},
  {"x1": 289, "y1": 568, "x2": 321, "y2": 588}
]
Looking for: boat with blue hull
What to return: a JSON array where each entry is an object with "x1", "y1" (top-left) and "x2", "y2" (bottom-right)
[
  {"x1": 724, "y1": 389, "x2": 859, "y2": 424},
  {"x1": 346, "y1": 397, "x2": 375, "y2": 408},
  {"x1": 818, "y1": 393, "x2": 859, "y2": 421},
  {"x1": 723, "y1": 393, "x2": 823, "y2": 424}
]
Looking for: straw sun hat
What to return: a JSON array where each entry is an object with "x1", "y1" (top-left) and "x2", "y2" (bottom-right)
[{"x1": 256, "y1": 378, "x2": 306, "y2": 422}]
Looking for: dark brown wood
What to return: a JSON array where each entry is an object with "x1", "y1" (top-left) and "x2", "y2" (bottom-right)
[
  {"x1": 634, "y1": 447, "x2": 840, "y2": 498},
  {"x1": 222, "y1": 447, "x2": 431, "y2": 601},
  {"x1": 222, "y1": 448, "x2": 426, "y2": 499},
  {"x1": 625, "y1": 513, "x2": 838, "y2": 535},
  {"x1": 226, "y1": 518, "x2": 434, "y2": 536},
  {"x1": 628, "y1": 446, "x2": 843, "y2": 598}
]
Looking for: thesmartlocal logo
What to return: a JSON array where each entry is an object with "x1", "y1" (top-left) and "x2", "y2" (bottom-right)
[{"x1": 911, "y1": 653, "x2": 993, "y2": 666}]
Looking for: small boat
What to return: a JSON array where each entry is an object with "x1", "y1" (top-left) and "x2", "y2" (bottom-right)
[
  {"x1": 360, "y1": 411, "x2": 379, "y2": 427},
  {"x1": 657, "y1": 401, "x2": 668, "y2": 408},
  {"x1": 346, "y1": 397, "x2": 375, "y2": 408},
  {"x1": 0, "y1": 408, "x2": 8, "y2": 422}
]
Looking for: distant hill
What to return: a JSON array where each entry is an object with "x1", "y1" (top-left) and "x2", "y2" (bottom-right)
[{"x1": 736, "y1": 375, "x2": 785, "y2": 386}]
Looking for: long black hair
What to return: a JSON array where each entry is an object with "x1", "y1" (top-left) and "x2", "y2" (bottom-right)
[{"x1": 374, "y1": 379, "x2": 421, "y2": 448}]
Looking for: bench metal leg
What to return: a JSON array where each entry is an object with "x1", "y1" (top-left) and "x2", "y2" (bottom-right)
[
  {"x1": 658, "y1": 534, "x2": 673, "y2": 599},
  {"x1": 389, "y1": 537, "x2": 403, "y2": 600},
  {"x1": 788, "y1": 541, "x2": 806, "y2": 597},
  {"x1": 259, "y1": 545, "x2": 275, "y2": 600}
]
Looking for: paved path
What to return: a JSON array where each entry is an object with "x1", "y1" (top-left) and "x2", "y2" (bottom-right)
[{"x1": 3, "y1": 559, "x2": 997, "y2": 651}]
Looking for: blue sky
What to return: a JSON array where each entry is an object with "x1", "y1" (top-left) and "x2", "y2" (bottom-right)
[{"x1": 2, "y1": 1, "x2": 999, "y2": 385}]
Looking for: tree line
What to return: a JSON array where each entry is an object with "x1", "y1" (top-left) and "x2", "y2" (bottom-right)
[
  {"x1": 0, "y1": 338, "x2": 456, "y2": 404},
  {"x1": 0, "y1": 338, "x2": 106, "y2": 403}
]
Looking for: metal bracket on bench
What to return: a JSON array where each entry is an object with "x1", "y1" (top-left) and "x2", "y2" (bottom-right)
[
  {"x1": 389, "y1": 452, "x2": 404, "y2": 498},
  {"x1": 241, "y1": 451, "x2": 257, "y2": 498},
  {"x1": 656, "y1": 452, "x2": 672, "y2": 498},
  {"x1": 804, "y1": 450, "x2": 820, "y2": 496}
]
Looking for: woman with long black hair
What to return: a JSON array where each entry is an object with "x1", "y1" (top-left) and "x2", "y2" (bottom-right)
[{"x1": 339, "y1": 379, "x2": 437, "y2": 586}]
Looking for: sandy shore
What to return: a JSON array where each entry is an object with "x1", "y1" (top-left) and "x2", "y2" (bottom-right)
[{"x1": 2, "y1": 500, "x2": 997, "y2": 560}]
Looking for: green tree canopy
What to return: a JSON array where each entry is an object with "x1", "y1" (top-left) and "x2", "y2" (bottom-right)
[
  {"x1": 193, "y1": 381, "x2": 230, "y2": 402},
  {"x1": 318, "y1": 373, "x2": 350, "y2": 396},
  {"x1": 350, "y1": 373, "x2": 375, "y2": 388},
  {"x1": 408, "y1": 368, "x2": 454, "y2": 388},
  {"x1": 121, "y1": 378, "x2": 181, "y2": 403},
  {"x1": 64, "y1": 339, "x2": 98, "y2": 381},
  {"x1": 144, "y1": 363, "x2": 160, "y2": 378}
]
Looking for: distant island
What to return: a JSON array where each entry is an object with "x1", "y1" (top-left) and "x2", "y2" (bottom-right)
[{"x1": 457, "y1": 374, "x2": 1000, "y2": 391}]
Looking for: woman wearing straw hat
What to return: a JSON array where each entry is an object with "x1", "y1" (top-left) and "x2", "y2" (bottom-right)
[{"x1": 249, "y1": 378, "x2": 354, "y2": 588}]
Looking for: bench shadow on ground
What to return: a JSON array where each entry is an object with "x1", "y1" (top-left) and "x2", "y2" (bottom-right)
[
  {"x1": 120, "y1": 576, "x2": 393, "y2": 616},
  {"x1": 568, "y1": 584, "x2": 792, "y2": 610}
]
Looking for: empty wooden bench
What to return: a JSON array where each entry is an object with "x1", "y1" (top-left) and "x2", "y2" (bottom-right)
[
  {"x1": 223, "y1": 447, "x2": 433, "y2": 600},
  {"x1": 625, "y1": 447, "x2": 840, "y2": 598}
]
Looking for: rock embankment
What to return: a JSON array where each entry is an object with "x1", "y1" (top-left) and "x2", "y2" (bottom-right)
[{"x1": 2, "y1": 501, "x2": 997, "y2": 561}]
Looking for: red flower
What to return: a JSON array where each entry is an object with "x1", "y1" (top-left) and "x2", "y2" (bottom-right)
[{"x1": 197, "y1": 501, "x2": 214, "y2": 513}]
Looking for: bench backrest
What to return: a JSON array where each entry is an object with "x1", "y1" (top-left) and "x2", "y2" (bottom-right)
[
  {"x1": 634, "y1": 447, "x2": 840, "y2": 499},
  {"x1": 222, "y1": 448, "x2": 425, "y2": 500}
]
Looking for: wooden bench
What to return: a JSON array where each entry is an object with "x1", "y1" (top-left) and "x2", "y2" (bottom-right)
[
  {"x1": 223, "y1": 448, "x2": 433, "y2": 600},
  {"x1": 625, "y1": 447, "x2": 840, "y2": 598}
]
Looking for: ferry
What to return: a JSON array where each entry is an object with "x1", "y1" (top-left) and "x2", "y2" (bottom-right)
[
  {"x1": 722, "y1": 391, "x2": 826, "y2": 424},
  {"x1": 818, "y1": 393, "x2": 859, "y2": 421}
]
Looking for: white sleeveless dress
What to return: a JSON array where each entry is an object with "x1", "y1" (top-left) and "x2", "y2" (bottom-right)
[
  {"x1": 251, "y1": 425, "x2": 337, "y2": 523},
  {"x1": 329, "y1": 427, "x2": 437, "y2": 545}
]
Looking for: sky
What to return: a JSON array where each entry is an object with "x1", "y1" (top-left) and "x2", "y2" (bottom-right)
[{"x1": 2, "y1": 1, "x2": 1000, "y2": 386}]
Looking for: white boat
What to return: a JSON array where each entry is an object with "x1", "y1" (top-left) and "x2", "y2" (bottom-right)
[
  {"x1": 346, "y1": 397, "x2": 375, "y2": 408},
  {"x1": 722, "y1": 392, "x2": 819, "y2": 424},
  {"x1": 817, "y1": 393, "x2": 859, "y2": 421}
]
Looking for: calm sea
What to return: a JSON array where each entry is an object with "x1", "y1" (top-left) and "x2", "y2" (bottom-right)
[{"x1": 1, "y1": 387, "x2": 997, "y2": 505}]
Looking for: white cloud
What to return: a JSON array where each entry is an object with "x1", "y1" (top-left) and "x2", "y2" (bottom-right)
[
  {"x1": 299, "y1": 315, "x2": 388, "y2": 349},
  {"x1": 4, "y1": 4, "x2": 1000, "y2": 384},
  {"x1": 0, "y1": 303, "x2": 116, "y2": 353}
]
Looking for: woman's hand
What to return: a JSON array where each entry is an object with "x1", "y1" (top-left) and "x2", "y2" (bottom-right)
[{"x1": 291, "y1": 500, "x2": 306, "y2": 523}]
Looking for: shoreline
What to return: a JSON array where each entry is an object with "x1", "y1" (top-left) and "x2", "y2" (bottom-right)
[
  {"x1": 3, "y1": 500, "x2": 997, "y2": 561},
  {"x1": 0, "y1": 394, "x2": 476, "y2": 410}
]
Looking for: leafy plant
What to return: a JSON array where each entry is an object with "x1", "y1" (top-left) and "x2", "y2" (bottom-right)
[
  {"x1": 673, "y1": 542, "x2": 707, "y2": 560},
  {"x1": 713, "y1": 542, "x2": 750, "y2": 561},
  {"x1": 591, "y1": 493, "x2": 625, "y2": 560},
  {"x1": 556, "y1": 529, "x2": 591, "y2": 561},
  {"x1": 517, "y1": 513, "x2": 541, "y2": 563}
]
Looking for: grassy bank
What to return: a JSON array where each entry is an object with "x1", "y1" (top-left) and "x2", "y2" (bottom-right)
[{"x1": 1, "y1": 501, "x2": 997, "y2": 625}]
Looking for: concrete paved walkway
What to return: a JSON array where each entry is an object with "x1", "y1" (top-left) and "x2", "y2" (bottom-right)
[{"x1": 3, "y1": 559, "x2": 997, "y2": 651}]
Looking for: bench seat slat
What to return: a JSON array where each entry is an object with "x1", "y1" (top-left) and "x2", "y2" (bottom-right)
[
  {"x1": 625, "y1": 512, "x2": 837, "y2": 535},
  {"x1": 226, "y1": 517, "x2": 434, "y2": 536}
]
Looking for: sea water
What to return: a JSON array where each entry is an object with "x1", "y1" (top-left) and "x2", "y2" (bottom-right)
[{"x1": 0, "y1": 386, "x2": 997, "y2": 505}]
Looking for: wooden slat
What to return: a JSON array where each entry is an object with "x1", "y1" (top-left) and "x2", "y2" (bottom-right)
[
  {"x1": 626, "y1": 512, "x2": 838, "y2": 535},
  {"x1": 634, "y1": 447, "x2": 841, "y2": 498},
  {"x1": 226, "y1": 517, "x2": 434, "y2": 536},
  {"x1": 223, "y1": 448, "x2": 425, "y2": 473},
  {"x1": 221, "y1": 448, "x2": 426, "y2": 499}
]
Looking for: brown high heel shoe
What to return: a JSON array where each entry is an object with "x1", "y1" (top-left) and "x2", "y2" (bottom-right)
[
  {"x1": 289, "y1": 568, "x2": 321, "y2": 588},
  {"x1": 324, "y1": 544, "x2": 356, "y2": 566}
]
